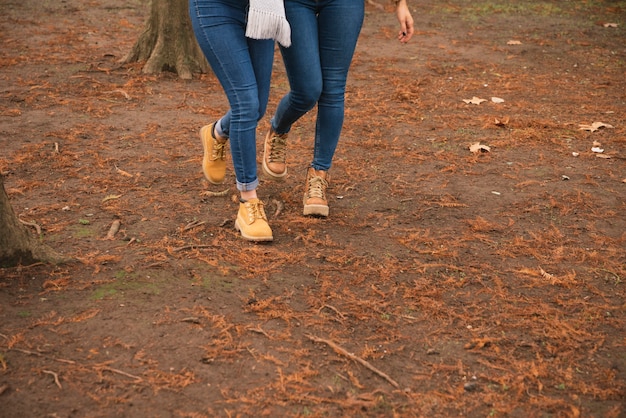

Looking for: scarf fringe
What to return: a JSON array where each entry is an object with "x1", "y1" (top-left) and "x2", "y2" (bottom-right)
[{"x1": 246, "y1": 8, "x2": 292, "y2": 47}]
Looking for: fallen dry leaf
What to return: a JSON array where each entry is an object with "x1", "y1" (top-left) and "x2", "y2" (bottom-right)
[
  {"x1": 507, "y1": 40, "x2": 522, "y2": 45},
  {"x1": 539, "y1": 267, "x2": 556, "y2": 282},
  {"x1": 491, "y1": 97, "x2": 505, "y2": 103},
  {"x1": 469, "y1": 142, "x2": 491, "y2": 153},
  {"x1": 603, "y1": 23, "x2": 618, "y2": 28},
  {"x1": 494, "y1": 116, "x2": 510, "y2": 127},
  {"x1": 463, "y1": 96, "x2": 487, "y2": 105},
  {"x1": 579, "y1": 121, "x2": 614, "y2": 132}
]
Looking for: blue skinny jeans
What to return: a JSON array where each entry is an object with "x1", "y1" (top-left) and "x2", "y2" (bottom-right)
[
  {"x1": 189, "y1": 0, "x2": 275, "y2": 191},
  {"x1": 271, "y1": 0, "x2": 364, "y2": 171}
]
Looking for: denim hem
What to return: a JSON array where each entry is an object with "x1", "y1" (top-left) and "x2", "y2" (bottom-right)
[{"x1": 237, "y1": 178, "x2": 259, "y2": 192}]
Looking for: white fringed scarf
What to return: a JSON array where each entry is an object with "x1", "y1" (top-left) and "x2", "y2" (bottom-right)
[{"x1": 246, "y1": 0, "x2": 291, "y2": 47}]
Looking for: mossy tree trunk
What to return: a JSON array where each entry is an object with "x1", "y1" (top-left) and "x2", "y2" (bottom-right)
[
  {"x1": 0, "y1": 175, "x2": 64, "y2": 267},
  {"x1": 124, "y1": 0, "x2": 208, "y2": 79}
]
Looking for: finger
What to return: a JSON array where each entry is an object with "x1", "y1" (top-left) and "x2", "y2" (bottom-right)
[
  {"x1": 402, "y1": 20, "x2": 414, "y2": 42},
  {"x1": 398, "y1": 22, "x2": 407, "y2": 38},
  {"x1": 398, "y1": 25, "x2": 409, "y2": 43},
  {"x1": 403, "y1": 28, "x2": 414, "y2": 42}
]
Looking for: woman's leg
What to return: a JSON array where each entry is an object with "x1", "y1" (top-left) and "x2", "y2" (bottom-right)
[
  {"x1": 272, "y1": 0, "x2": 364, "y2": 217},
  {"x1": 312, "y1": 0, "x2": 364, "y2": 171},
  {"x1": 263, "y1": 0, "x2": 322, "y2": 179},
  {"x1": 190, "y1": 0, "x2": 274, "y2": 192},
  {"x1": 271, "y1": 0, "x2": 364, "y2": 171},
  {"x1": 263, "y1": 0, "x2": 322, "y2": 180},
  {"x1": 272, "y1": 0, "x2": 322, "y2": 135},
  {"x1": 190, "y1": 0, "x2": 274, "y2": 241}
]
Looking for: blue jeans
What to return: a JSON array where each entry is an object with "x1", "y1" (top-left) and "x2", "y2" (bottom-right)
[
  {"x1": 189, "y1": 0, "x2": 275, "y2": 191},
  {"x1": 271, "y1": 0, "x2": 364, "y2": 171}
]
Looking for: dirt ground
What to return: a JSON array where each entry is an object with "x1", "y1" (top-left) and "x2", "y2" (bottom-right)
[{"x1": 1, "y1": 0, "x2": 625, "y2": 416}]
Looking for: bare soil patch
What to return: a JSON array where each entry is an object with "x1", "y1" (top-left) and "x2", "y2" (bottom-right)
[{"x1": 1, "y1": 0, "x2": 625, "y2": 416}]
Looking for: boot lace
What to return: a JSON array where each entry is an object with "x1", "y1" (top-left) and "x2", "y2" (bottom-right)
[
  {"x1": 244, "y1": 200, "x2": 268, "y2": 224},
  {"x1": 267, "y1": 133, "x2": 287, "y2": 163},
  {"x1": 211, "y1": 139, "x2": 226, "y2": 161},
  {"x1": 307, "y1": 175, "x2": 328, "y2": 200}
]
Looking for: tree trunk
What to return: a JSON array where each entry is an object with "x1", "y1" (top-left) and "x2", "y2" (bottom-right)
[
  {"x1": 0, "y1": 175, "x2": 65, "y2": 267},
  {"x1": 124, "y1": 0, "x2": 208, "y2": 80}
]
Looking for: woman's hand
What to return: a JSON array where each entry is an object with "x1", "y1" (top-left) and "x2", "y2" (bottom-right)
[{"x1": 395, "y1": 0, "x2": 414, "y2": 43}]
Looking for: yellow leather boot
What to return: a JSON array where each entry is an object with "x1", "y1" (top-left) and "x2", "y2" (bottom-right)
[
  {"x1": 234, "y1": 198, "x2": 273, "y2": 241},
  {"x1": 200, "y1": 122, "x2": 227, "y2": 184}
]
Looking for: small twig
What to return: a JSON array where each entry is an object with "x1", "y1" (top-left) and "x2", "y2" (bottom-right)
[
  {"x1": 16, "y1": 262, "x2": 46, "y2": 269},
  {"x1": 0, "y1": 384, "x2": 9, "y2": 395},
  {"x1": 200, "y1": 189, "x2": 230, "y2": 198},
  {"x1": 105, "y1": 89, "x2": 132, "y2": 100},
  {"x1": 144, "y1": 261, "x2": 165, "y2": 269},
  {"x1": 99, "y1": 366, "x2": 142, "y2": 382},
  {"x1": 11, "y1": 348, "x2": 75, "y2": 364},
  {"x1": 78, "y1": 63, "x2": 125, "y2": 74},
  {"x1": 183, "y1": 220, "x2": 205, "y2": 231},
  {"x1": 105, "y1": 219, "x2": 121, "y2": 240},
  {"x1": 247, "y1": 325, "x2": 271, "y2": 339},
  {"x1": 12, "y1": 348, "x2": 43, "y2": 357},
  {"x1": 12, "y1": 348, "x2": 140, "y2": 383},
  {"x1": 271, "y1": 199, "x2": 284, "y2": 218},
  {"x1": 43, "y1": 370, "x2": 62, "y2": 389},
  {"x1": 114, "y1": 164, "x2": 133, "y2": 178},
  {"x1": 318, "y1": 304, "x2": 346, "y2": 320},
  {"x1": 19, "y1": 218, "x2": 42, "y2": 235},
  {"x1": 172, "y1": 244, "x2": 218, "y2": 252},
  {"x1": 102, "y1": 194, "x2": 122, "y2": 203},
  {"x1": 306, "y1": 334, "x2": 399, "y2": 389}
]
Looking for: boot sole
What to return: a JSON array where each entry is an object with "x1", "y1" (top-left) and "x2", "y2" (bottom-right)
[
  {"x1": 303, "y1": 204, "x2": 329, "y2": 217},
  {"x1": 200, "y1": 125, "x2": 226, "y2": 185},
  {"x1": 234, "y1": 219, "x2": 273, "y2": 242}
]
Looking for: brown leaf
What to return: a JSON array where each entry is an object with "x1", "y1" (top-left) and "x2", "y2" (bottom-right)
[
  {"x1": 469, "y1": 142, "x2": 491, "y2": 153},
  {"x1": 494, "y1": 116, "x2": 510, "y2": 126},
  {"x1": 463, "y1": 96, "x2": 487, "y2": 105},
  {"x1": 579, "y1": 121, "x2": 614, "y2": 132}
]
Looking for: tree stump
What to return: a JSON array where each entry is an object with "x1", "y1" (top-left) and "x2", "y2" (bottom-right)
[
  {"x1": 0, "y1": 175, "x2": 65, "y2": 267},
  {"x1": 123, "y1": 0, "x2": 209, "y2": 79}
]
